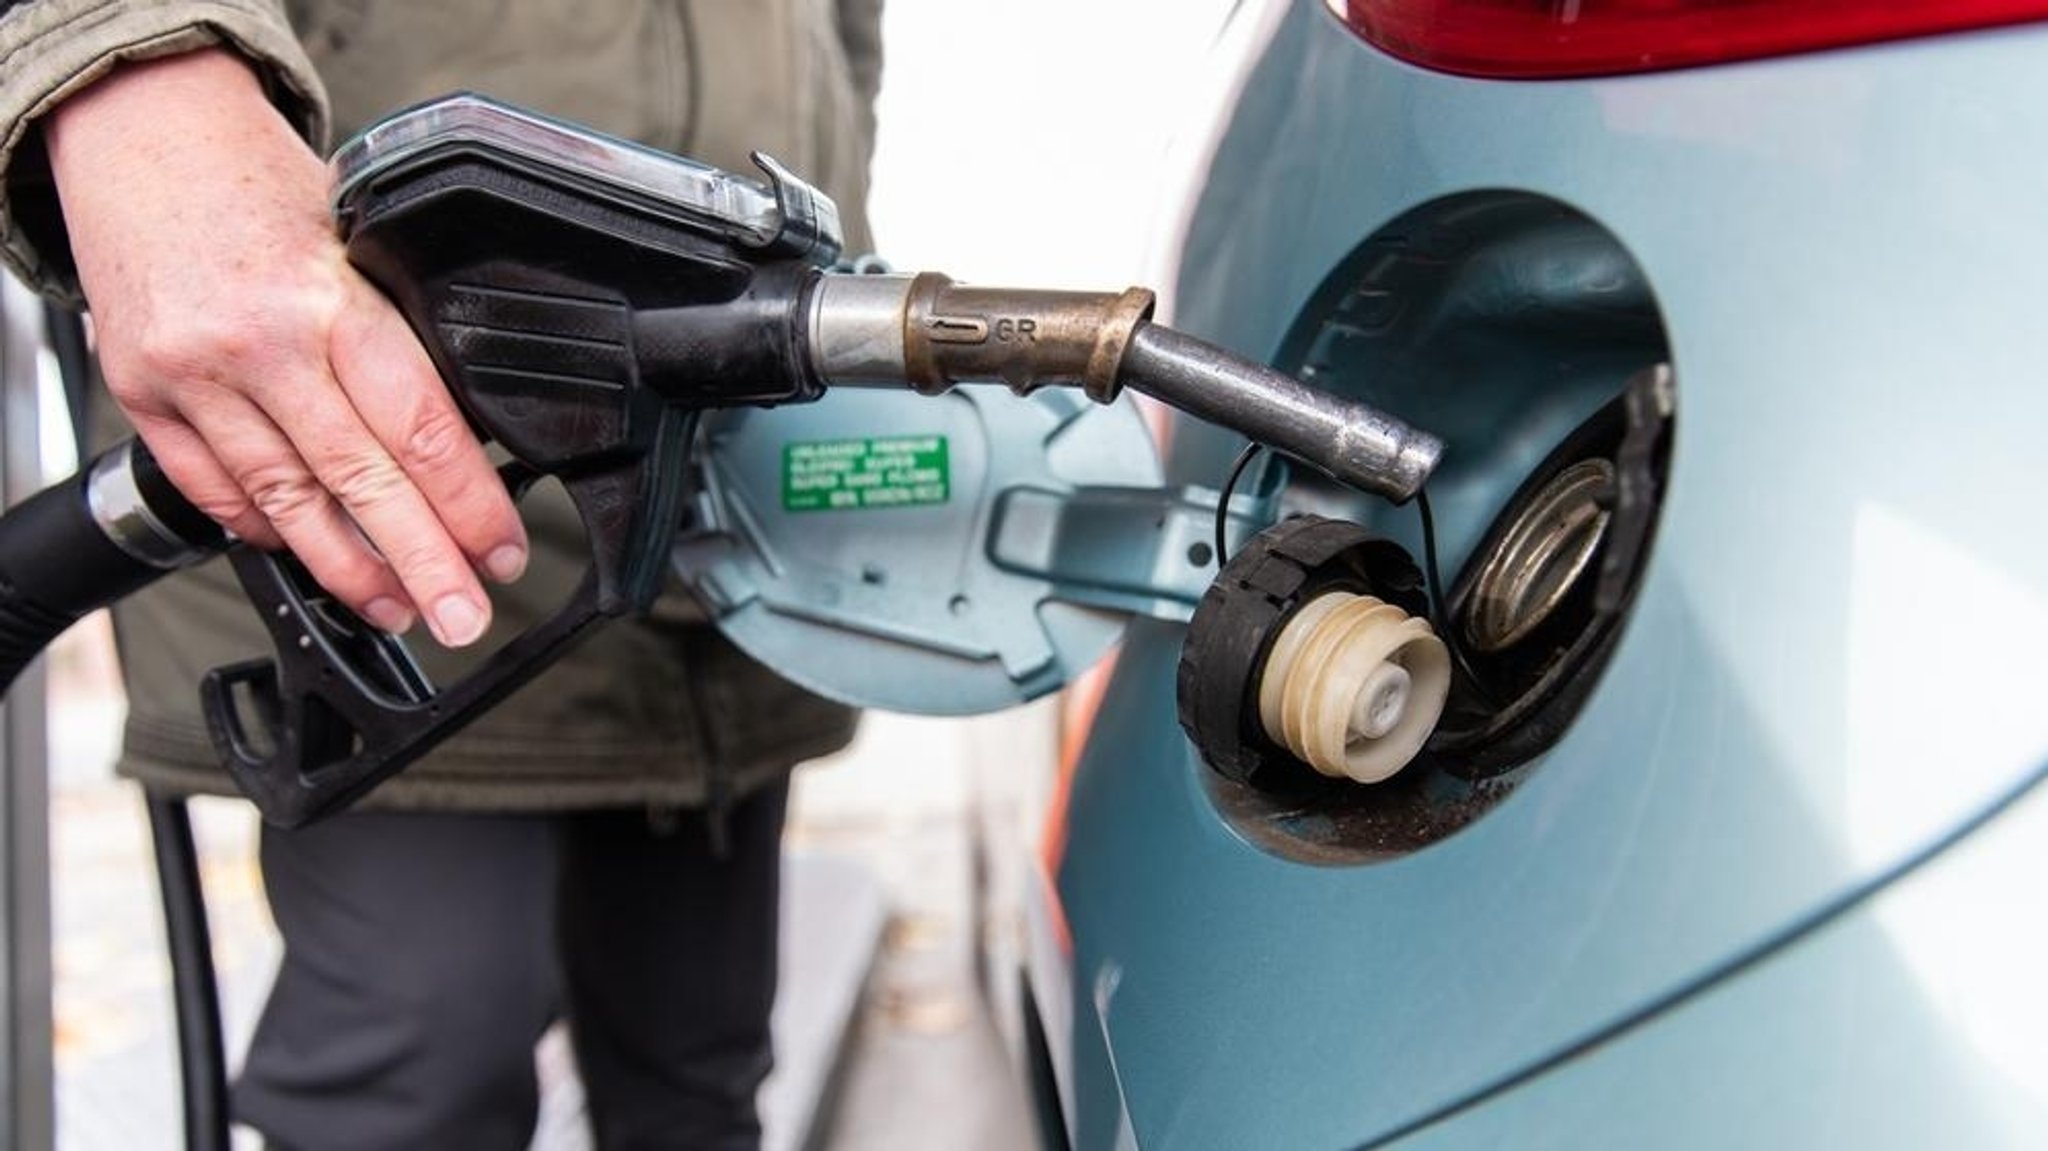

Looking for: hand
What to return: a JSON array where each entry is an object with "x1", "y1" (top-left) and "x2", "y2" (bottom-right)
[{"x1": 45, "y1": 48, "x2": 525, "y2": 647}]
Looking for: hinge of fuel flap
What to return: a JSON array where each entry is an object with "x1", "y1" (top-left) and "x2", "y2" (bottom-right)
[{"x1": 986, "y1": 483, "x2": 1262, "y2": 623}]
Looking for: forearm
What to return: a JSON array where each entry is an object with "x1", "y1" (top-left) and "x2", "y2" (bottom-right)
[
  {"x1": 43, "y1": 45, "x2": 324, "y2": 309},
  {"x1": 0, "y1": 0, "x2": 325, "y2": 301}
]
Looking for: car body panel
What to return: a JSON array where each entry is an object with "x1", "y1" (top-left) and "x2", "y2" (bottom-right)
[
  {"x1": 1045, "y1": 4, "x2": 2048, "y2": 1147},
  {"x1": 1396, "y1": 760, "x2": 2048, "y2": 1150}
]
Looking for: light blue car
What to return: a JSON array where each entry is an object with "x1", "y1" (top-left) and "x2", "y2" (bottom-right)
[{"x1": 1013, "y1": 2, "x2": 2048, "y2": 1146}]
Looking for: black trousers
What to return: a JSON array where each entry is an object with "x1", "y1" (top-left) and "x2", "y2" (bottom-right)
[{"x1": 233, "y1": 781, "x2": 789, "y2": 1151}]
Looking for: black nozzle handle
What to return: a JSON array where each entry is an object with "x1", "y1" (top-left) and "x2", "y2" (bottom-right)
[
  {"x1": 0, "y1": 439, "x2": 225, "y2": 695},
  {"x1": 205, "y1": 409, "x2": 697, "y2": 828}
]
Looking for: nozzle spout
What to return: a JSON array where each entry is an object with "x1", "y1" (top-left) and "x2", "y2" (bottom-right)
[
  {"x1": 807, "y1": 272, "x2": 1442, "y2": 502},
  {"x1": 1116, "y1": 325, "x2": 1442, "y2": 503}
]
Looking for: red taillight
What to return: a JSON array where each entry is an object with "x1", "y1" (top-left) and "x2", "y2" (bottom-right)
[{"x1": 1332, "y1": 0, "x2": 2048, "y2": 79}]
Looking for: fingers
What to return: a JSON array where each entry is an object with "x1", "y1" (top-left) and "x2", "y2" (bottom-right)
[
  {"x1": 124, "y1": 414, "x2": 285, "y2": 551},
  {"x1": 265, "y1": 429, "x2": 483, "y2": 646},
  {"x1": 328, "y1": 285, "x2": 529, "y2": 584},
  {"x1": 176, "y1": 394, "x2": 422, "y2": 636},
  {"x1": 134, "y1": 286, "x2": 523, "y2": 648},
  {"x1": 238, "y1": 375, "x2": 498, "y2": 649}
]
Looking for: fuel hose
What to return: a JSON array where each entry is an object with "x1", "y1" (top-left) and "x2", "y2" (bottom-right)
[
  {"x1": 0, "y1": 436, "x2": 229, "y2": 1151},
  {"x1": 0, "y1": 440, "x2": 221, "y2": 693}
]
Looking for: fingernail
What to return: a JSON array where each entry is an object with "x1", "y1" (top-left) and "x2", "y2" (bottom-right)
[
  {"x1": 363, "y1": 597, "x2": 415, "y2": 634},
  {"x1": 483, "y1": 544, "x2": 528, "y2": 584},
  {"x1": 432, "y1": 595, "x2": 487, "y2": 647}
]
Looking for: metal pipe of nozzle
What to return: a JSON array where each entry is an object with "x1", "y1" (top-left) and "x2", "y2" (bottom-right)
[
  {"x1": 1116, "y1": 325, "x2": 1441, "y2": 503},
  {"x1": 807, "y1": 272, "x2": 1443, "y2": 502},
  {"x1": 809, "y1": 272, "x2": 1153, "y2": 400}
]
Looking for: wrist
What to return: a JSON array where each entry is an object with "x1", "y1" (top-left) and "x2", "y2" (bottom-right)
[
  {"x1": 46, "y1": 47, "x2": 275, "y2": 176},
  {"x1": 0, "y1": 4, "x2": 331, "y2": 301}
]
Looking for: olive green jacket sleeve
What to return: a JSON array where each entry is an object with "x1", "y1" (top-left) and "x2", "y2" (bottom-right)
[{"x1": 0, "y1": 0, "x2": 328, "y2": 303}]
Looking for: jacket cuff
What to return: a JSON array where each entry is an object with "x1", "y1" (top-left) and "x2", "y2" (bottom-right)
[{"x1": 0, "y1": 0, "x2": 328, "y2": 303}]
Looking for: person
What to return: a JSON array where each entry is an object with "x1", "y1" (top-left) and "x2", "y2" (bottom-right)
[{"x1": 0, "y1": 2, "x2": 883, "y2": 1146}]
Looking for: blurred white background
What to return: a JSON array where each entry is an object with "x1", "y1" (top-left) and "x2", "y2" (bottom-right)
[{"x1": 869, "y1": 0, "x2": 1237, "y2": 286}]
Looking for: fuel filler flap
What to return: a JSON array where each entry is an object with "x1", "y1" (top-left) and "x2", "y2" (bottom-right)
[{"x1": 671, "y1": 384, "x2": 1181, "y2": 715}]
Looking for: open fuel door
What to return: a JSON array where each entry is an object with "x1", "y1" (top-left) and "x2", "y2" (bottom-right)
[{"x1": 673, "y1": 385, "x2": 1261, "y2": 715}]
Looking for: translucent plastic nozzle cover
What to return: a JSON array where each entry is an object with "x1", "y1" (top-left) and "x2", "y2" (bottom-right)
[{"x1": 329, "y1": 92, "x2": 834, "y2": 249}]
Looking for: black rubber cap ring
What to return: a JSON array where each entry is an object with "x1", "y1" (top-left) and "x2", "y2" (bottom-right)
[{"x1": 1175, "y1": 515, "x2": 1428, "y2": 788}]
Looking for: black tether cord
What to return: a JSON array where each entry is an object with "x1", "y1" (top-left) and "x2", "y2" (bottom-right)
[
  {"x1": 1213, "y1": 440, "x2": 1266, "y2": 569},
  {"x1": 1415, "y1": 488, "x2": 1494, "y2": 705},
  {"x1": 44, "y1": 307, "x2": 91, "y2": 447},
  {"x1": 43, "y1": 300, "x2": 232, "y2": 1151}
]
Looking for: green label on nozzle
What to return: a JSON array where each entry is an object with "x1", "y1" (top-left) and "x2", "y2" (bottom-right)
[{"x1": 783, "y1": 435, "x2": 950, "y2": 512}]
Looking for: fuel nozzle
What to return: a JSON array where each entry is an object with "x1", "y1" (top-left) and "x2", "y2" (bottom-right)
[{"x1": 808, "y1": 273, "x2": 1443, "y2": 502}]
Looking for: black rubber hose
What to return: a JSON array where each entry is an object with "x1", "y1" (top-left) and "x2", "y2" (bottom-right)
[
  {"x1": 0, "y1": 450, "x2": 210, "y2": 694},
  {"x1": 145, "y1": 791, "x2": 232, "y2": 1151},
  {"x1": 0, "y1": 474, "x2": 110, "y2": 690},
  {"x1": 32, "y1": 301, "x2": 235, "y2": 1151},
  {"x1": 0, "y1": 440, "x2": 230, "y2": 1150}
]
